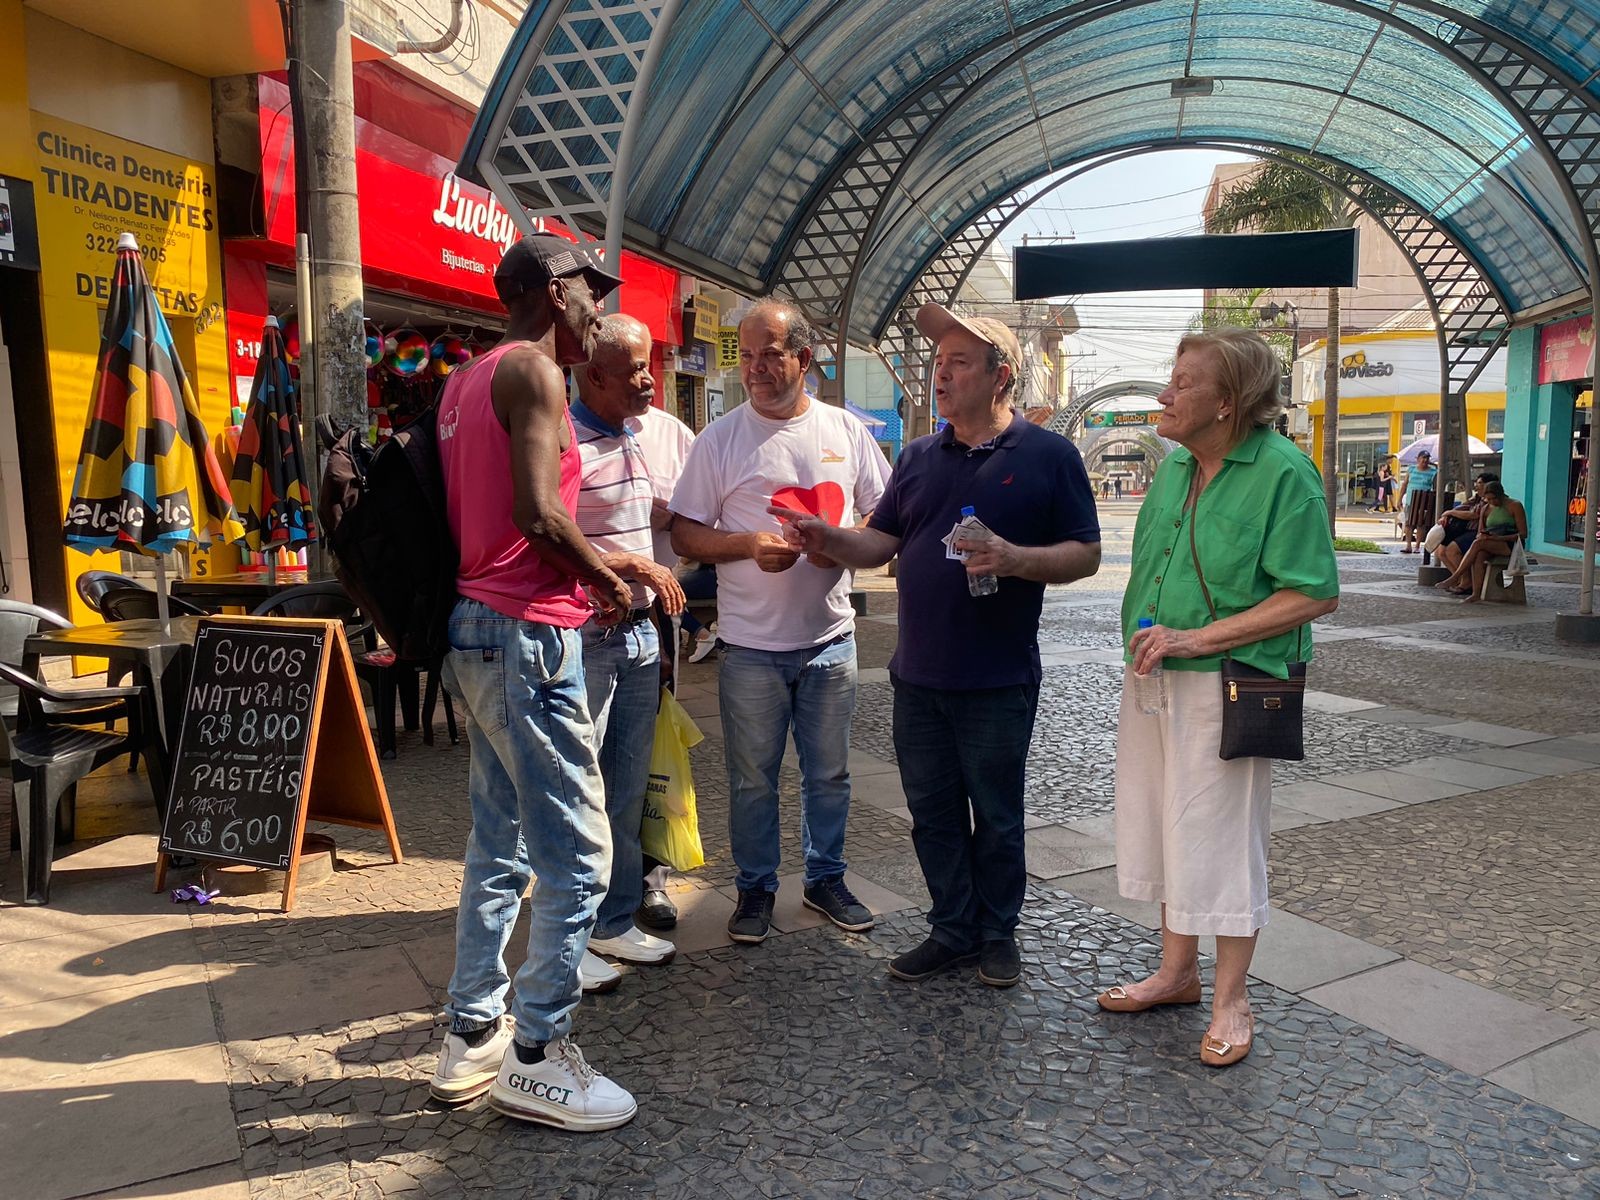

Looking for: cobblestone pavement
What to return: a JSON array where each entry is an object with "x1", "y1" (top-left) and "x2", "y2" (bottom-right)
[
  {"x1": 1394, "y1": 619, "x2": 1600, "y2": 662},
  {"x1": 225, "y1": 897, "x2": 1600, "y2": 1200},
  {"x1": 11, "y1": 524, "x2": 1600, "y2": 1199},
  {"x1": 1272, "y1": 773, "x2": 1600, "y2": 1030},
  {"x1": 1306, "y1": 639, "x2": 1598, "y2": 734},
  {"x1": 851, "y1": 661, "x2": 1480, "y2": 825}
]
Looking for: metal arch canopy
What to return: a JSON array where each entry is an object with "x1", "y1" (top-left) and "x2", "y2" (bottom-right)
[
  {"x1": 461, "y1": 0, "x2": 1600, "y2": 339},
  {"x1": 462, "y1": 0, "x2": 1600, "y2": 617}
]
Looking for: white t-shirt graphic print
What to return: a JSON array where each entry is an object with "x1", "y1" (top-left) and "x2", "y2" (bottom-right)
[{"x1": 669, "y1": 400, "x2": 887, "y2": 652}]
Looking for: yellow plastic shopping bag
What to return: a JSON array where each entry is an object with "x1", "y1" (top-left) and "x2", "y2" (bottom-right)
[{"x1": 639, "y1": 688, "x2": 706, "y2": 871}]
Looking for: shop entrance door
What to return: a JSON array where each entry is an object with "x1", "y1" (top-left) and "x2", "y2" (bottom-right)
[{"x1": 1337, "y1": 435, "x2": 1387, "y2": 509}]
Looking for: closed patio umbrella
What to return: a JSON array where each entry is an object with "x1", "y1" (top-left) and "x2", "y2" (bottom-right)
[
  {"x1": 229, "y1": 315, "x2": 315, "y2": 565},
  {"x1": 63, "y1": 233, "x2": 243, "y2": 619}
]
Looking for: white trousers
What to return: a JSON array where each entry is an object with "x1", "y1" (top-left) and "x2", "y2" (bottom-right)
[{"x1": 1113, "y1": 666, "x2": 1272, "y2": 937}]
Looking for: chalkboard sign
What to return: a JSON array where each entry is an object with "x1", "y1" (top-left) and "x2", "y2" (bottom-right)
[
  {"x1": 155, "y1": 617, "x2": 402, "y2": 910},
  {"x1": 160, "y1": 623, "x2": 325, "y2": 869}
]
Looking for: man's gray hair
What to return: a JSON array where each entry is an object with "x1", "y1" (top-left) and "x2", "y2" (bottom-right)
[{"x1": 740, "y1": 298, "x2": 819, "y2": 354}]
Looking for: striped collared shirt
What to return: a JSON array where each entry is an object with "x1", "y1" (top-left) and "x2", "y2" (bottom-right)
[{"x1": 572, "y1": 399, "x2": 656, "y2": 607}]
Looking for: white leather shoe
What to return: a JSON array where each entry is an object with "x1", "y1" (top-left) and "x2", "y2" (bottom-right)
[
  {"x1": 430, "y1": 1014, "x2": 513, "y2": 1103},
  {"x1": 588, "y1": 925, "x2": 676, "y2": 965},
  {"x1": 579, "y1": 949, "x2": 621, "y2": 993},
  {"x1": 489, "y1": 1038, "x2": 637, "y2": 1131}
]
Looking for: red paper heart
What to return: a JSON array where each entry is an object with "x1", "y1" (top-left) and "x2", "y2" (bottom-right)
[{"x1": 771, "y1": 482, "x2": 846, "y2": 527}]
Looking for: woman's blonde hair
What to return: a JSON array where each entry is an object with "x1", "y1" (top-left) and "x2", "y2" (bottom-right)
[{"x1": 1176, "y1": 328, "x2": 1286, "y2": 443}]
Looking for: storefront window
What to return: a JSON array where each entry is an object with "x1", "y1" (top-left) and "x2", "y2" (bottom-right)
[
  {"x1": 1568, "y1": 389, "x2": 1593, "y2": 545},
  {"x1": 1487, "y1": 409, "x2": 1505, "y2": 451},
  {"x1": 1334, "y1": 415, "x2": 1389, "y2": 506}
]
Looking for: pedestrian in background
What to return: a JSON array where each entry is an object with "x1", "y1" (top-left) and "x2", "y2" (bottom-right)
[
  {"x1": 1103, "y1": 328, "x2": 1338, "y2": 1067},
  {"x1": 1372, "y1": 460, "x2": 1396, "y2": 513},
  {"x1": 770, "y1": 303, "x2": 1100, "y2": 988},
  {"x1": 1400, "y1": 450, "x2": 1437, "y2": 552}
]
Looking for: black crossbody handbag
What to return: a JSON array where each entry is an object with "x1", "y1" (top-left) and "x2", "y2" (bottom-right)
[{"x1": 1188, "y1": 502, "x2": 1308, "y2": 762}]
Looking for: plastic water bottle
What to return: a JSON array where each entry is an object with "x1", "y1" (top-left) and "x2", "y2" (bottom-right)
[
  {"x1": 1132, "y1": 616, "x2": 1165, "y2": 714},
  {"x1": 958, "y1": 506, "x2": 998, "y2": 596}
]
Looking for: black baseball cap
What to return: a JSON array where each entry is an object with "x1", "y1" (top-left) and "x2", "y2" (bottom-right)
[{"x1": 494, "y1": 234, "x2": 623, "y2": 305}]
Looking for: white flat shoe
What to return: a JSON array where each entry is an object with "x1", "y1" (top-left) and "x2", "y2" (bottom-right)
[
  {"x1": 588, "y1": 925, "x2": 677, "y2": 965},
  {"x1": 579, "y1": 949, "x2": 621, "y2": 993}
]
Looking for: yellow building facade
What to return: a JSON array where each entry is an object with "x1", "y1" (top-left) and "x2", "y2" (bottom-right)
[
  {"x1": 0, "y1": 1, "x2": 248, "y2": 623},
  {"x1": 1291, "y1": 329, "x2": 1508, "y2": 495}
]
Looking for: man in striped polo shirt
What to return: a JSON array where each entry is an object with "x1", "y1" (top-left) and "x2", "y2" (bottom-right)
[{"x1": 572, "y1": 314, "x2": 687, "y2": 986}]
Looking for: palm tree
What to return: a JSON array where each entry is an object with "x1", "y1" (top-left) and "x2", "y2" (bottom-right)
[
  {"x1": 1206, "y1": 155, "x2": 1385, "y2": 529},
  {"x1": 1193, "y1": 283, "x2": 1298, "y2": 374}
]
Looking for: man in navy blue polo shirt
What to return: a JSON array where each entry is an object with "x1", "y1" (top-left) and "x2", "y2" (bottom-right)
[{"x1": 769, "y1": 303, "x2": 1100, "y2": 987}]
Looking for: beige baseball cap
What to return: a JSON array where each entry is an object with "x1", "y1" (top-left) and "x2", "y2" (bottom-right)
[{"x1": 915, "y1": 303, "x2": 1023, "y2": 377}]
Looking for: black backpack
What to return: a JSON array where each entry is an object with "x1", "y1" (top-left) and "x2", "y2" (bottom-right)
[{"x1": 318, "y1": 409, "x2": 458, "y2": 663}]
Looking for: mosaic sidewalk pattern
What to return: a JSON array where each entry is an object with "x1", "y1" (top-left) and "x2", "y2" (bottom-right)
[
  {"x1": 224, "y1": 893, "x2": 1600, "y2": 1200},
  {"x1": 849, "y1": 667, "x2": 1478, "y2": 825}
]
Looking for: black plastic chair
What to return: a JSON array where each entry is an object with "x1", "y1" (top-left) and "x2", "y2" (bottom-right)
[
  {"x1": 0, "y1": 661, "x2": 144, "y2": 904},
  {"x1": 76, "y1": 570, "x2": 139, "y2": 615},
  {"x1": 97, "y1": 586, "x2": 208, "y2": 622},
  {"x1": 75, "y1": 571, "x2": 141, "y2": 690},
  {"x1": 251, "y1": 582, "x2": 457, "y2": 758},
  {"x1": 0, "y1": 600, "x2": 143, "y2": 775}
]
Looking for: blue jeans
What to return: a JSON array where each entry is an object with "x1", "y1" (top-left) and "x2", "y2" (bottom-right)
[
  {"x1": 892, "y1": 677, "x2": 1039, "y2": 949},
  {"x1": 440, "y1": 597, "x2": 611, "y2": 1047},
  {"x1": 719, "y1": 634, "x2": 856, "y2": 893},
  {"x1": 581, "y1": 617, "x2": 660, "y2": 938}
]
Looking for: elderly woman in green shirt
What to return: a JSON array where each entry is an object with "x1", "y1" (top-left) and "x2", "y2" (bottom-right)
[{"x1": 1098, "y1": 329, "x2": 1339, "y2": 1068}]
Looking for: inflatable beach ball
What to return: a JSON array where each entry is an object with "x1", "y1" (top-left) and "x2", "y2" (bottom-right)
[
  {"x1": 364, "y1": 320, "x2": 386, "y2": 368},
  {"x1": 384, "y1": 328, "x2": 431, "y2": 377},
  {"x1": 430, "y1": 335, "x2": 473, "y2": 376}
]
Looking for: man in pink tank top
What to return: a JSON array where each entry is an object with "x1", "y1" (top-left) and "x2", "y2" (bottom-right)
[{"x1": 428, "y1": 234, "x2": 639, "y2": 1131}]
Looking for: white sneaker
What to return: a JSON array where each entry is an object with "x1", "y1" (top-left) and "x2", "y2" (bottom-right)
[
  {"x1": 686, "y1": 630, "x2": 718, "y2": 663},
  {"x1": 587, "y1": 925, "x2": 677, "y2": 965},
  {"x1": 488, "y1": 1037, "x2": 637, "y2": 1131},
  {"x1": 429, "y1": 1014, "x2": 514, "y2": 1103},
  {"x1": 579, "y1": 949, "x2": 621, "y2": 994}
]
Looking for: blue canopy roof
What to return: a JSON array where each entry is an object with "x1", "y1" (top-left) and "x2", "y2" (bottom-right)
[{"x1": 462, "y1": 0, "x2": 1600, "y2": 343}]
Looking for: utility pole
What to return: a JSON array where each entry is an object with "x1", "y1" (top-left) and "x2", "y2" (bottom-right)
[{"x1": 290, "y1": 0, "x2": 367, "y2": 438}]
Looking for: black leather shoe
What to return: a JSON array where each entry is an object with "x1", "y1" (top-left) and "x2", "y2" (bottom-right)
[
  {"x1": 887, "y1": 936, "x2": 979, "y2": 982},
  {"x1": 636, "y1": 889, "x2": 677, "y2": 930},
  {"x1": 978, "y1": 937, "x2": 1021, "y2": 988}
]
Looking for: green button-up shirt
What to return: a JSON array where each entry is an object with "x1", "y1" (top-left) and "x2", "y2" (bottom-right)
[{"x1": 1122, "y1": 426, "x2": 1339, "y2": 679}]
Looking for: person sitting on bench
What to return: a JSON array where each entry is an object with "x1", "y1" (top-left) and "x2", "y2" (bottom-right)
[
  {"x1": 1435, "y1": 481, "x2": 1526, "y2": 601},
  {"x1": 1435, "y1": 472, "x2": 1497, "y2": 577}
]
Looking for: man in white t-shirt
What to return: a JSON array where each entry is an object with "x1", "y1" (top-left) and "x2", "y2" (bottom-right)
[
  {"x1": 670, "y1": 299, "x2": 887, "y2": 944},
  {"x1": 622, "y1": 400, "x2": 696, "y2": 931}
]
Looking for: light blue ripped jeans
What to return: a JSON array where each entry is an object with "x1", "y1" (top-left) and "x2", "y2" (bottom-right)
[{"x1": 440, "y1": 597, "x2": 611, "y2": 1048}]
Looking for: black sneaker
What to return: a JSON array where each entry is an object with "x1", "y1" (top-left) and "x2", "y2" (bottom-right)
[
  {"x1": 978, "y1": 937, "x2": 1021, "y2": 988},
  {"x1": 727, "y1": 889, "x2": 775, "y2": 943},
  {"x1": 802, "y1": 877, "x2": 876, "y2": 932},
  {"x1": 636, "y1": 889, "x2": 678, "y2": 931},
  {"x1": 887, "y1": 936, "x2": 979, "y2": 982}
]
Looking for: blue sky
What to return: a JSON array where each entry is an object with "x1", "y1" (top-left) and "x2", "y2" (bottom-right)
[{"x1": 997, "y1": 147, "x2": 1251, "y2": 391}]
